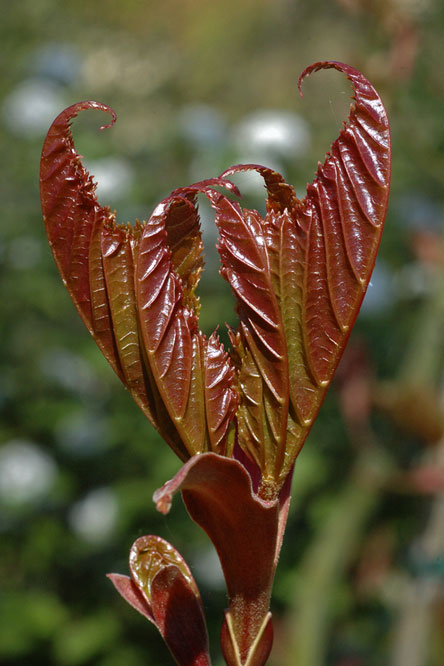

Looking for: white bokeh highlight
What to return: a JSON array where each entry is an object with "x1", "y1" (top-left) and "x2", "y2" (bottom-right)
[
  {"x1": 0, "y1": 439, "x2": 57, "y2": 505},
  {"x1": 68, "y1": 487, "x2": 118, "y2": 544}
]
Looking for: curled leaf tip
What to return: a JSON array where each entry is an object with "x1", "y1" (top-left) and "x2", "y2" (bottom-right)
[
  {"x1": 298, "y1": 60, "x2": 359, "y2": 98},
  {"x1": 41, "y1": 59, "x2": 390, "y2": 494},
  {"x1": 169, "y1": 177, "x2": 242, "y2": 200},
  {"x1": 42, "y1": 61, "x2": 391, "y2": 666},
  {"x1": 52, "y1": 100, "x2": 117, "y2": 132},
  {"x1": 99, "y1": 107, "x2": 117, "y2": 131},
  {"x1": 82, "y1": 100, "x2": 117, "y2": 128}
]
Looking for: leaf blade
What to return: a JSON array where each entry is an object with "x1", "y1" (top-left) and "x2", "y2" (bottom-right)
[
  {"x1": 40, "y1": 102, "x2": 189, "y2": 460},
  {"x1": 219, "y1": 61, "x2": 390, "y2": 484},
  {"x1": 40, "y1": 102, "x2": 116, "y2": 338},
  {"x1": 137, "y1": 195, "x2": 237, "y2": 457},
  {"x1": 110, "y1": 536, "x2": 211, "y2": 666},
  {"x1": 207, "y1": 192, "x2": 290, "y2": 488}
]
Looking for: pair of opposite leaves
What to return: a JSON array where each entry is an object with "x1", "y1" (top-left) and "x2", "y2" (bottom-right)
[{"x1": 40, "y1": 60, "x2": 391, "y2": 500}]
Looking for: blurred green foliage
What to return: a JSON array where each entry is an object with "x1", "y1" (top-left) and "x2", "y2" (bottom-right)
[{"x1": 2, "y1": 1, "x2": 444, "y2": 665}]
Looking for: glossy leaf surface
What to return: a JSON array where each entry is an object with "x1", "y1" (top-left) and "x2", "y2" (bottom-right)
[
  {"x1": 136, "y1": 195, "x2": 238, "y2": 456},
  {"x1": 40, "y1": 61, "x2": 390, "y2": 494},
  {"x1": 40, "y1": 107, "x2": 237, "y2": 460},
  {"x1": 153, "y1": 453, "x2": 283, "y2": 665},
  {"x1": 108, "y1": 535, "x2": 211, "y2": 666},
  {"x1": 218, "y1": 60, "x2": 390, "y2": 489},
  {"x1": 41, "y1": 60, "x2": 391, "y2": 666}
]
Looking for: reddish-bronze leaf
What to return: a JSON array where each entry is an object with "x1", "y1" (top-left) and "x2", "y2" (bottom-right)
[
  {"x1": 88, "y1": 210, "x2": 122, "y2": 376},
  {"x1": 153, "y1": 453, "x2": 283, "y2": 663},
  {"x1": 136, "y1": 197, "x2": 205, "y2": 454},
  {"x1": 40, "y1": 104, "x2": 238, "y2": 460},
  {"x1": 163, "y1": 193, "x2": 203, "y2": 314},
  {"x1": 41, "y1": 61, "x2": 390, "y2": 491},
  {"x1": 129, "y1": 535, "x2": 201, "y2": 609},
  {"x1": 41, "y1": 60, "x2": 390, "y2": 666},
  {"x1": 201, "y1": 190, "x2": 290, "y2": 494},
  {"x1": 40, "y1": 102, "x2": 122, "y2": 375},
  {"x1": 101, "y1": 224, "x2": 148, "y2": 399},
  {"x1": 40, "y1": 101, "x2": 190, "y2": 460},
  {"x1": 107, "y1": 573, "x2": 155, "y2": 623},
  {"x1": 204, "y1": 332, "x2": 237, "y2": 454},
  {"x1": 299, "y1": 61, "x2": 390, "y2": 384},
  {"x1": 216, "y1": 61, "x2": 390, "y2": 487},
  {"x1": 109, "y1": 535, "x2": 211, "y2": 666},
  {"x1": 136, "y1": 192, "x2": 238, "y2": 456}
]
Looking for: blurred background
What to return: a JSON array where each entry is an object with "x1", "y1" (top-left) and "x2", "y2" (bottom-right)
[{"x1": 2, "y1": 0, "x2": 444, "y2": 664}]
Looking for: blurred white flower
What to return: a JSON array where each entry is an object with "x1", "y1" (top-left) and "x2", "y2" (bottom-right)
[
  {"x1": 178, "y1": 104, "x2": 226, "y2": 148},
  {"x1": 0, "y1": 440, "x2": 57, "y2": 505},
  {"x1": 68, "y1": 487, "x2": 118, "y2": 544},
  {"x1": 233, "y1": 109, "x2": 310, "y2": 162},
  {"x1": 3, "y1": 79, "x2": 65, "y2": 137},
  {"x1": 84, "y1": 157, "x2": 133, "y2": 203}
]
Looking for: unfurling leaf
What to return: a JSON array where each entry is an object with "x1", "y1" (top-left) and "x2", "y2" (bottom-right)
[
  {"x1": 136, "y1": 194, "x2": 238, "y2": 456},
  {"x1": 218, "y1": 61, "x2": 390, "y2": 493},
  {"x1": 40, "y1": 61, "x2": 390, "y2": 494},
  {"x1": 40, "y1": 106, "x2": 237, "y2": 460},
  {"x1": 108, "y1": 535, "x2": 211, "y2": 666}
]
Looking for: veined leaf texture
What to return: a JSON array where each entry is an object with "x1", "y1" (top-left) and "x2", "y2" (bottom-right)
[{"x1": 40, "y1": 61, "x2": 390, "y2": 497}]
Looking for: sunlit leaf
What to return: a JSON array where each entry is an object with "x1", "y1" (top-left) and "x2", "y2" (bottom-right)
[
  {"x1": 136, "y1": 192, "x2": 238, "y2": 456},
  {"x1": 40, "y1": 106, "x2": 237, "y2": 460},
  {"x1": 41, "y1": 60, "x2": 391, "y2": 666},
  {"x1": 153, "y1": 453, "x2": 281, "y2": 664},
  {"x1": 218, "y1": 61, "x2": 390, "y2": 488},
  {"x1": 40, "y1": 61, "x2": 390, "y2": 492},
  {"x1": 109, "y1": 535, "x2": 211, "y2": 666},
  {"x1": 40, "y1": 102, "x2": 122, "y2": 375}
]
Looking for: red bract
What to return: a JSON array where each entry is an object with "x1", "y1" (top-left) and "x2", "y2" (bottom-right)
[
  {"x1": 153, "y1": 452, "x2": 292, "y2": 665},
  {"x1": 40, "y1": 61, "x2": 390, "y2": 666}
]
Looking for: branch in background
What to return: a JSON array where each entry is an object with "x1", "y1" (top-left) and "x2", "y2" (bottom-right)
[
  {"x1": 388, "y1": 239, "x2": 444, "y2": 666},
  {"x1": 390, "y1": 438, "x2": 444, "y2": 666},
  {"x1": 277, "y1": 237, "x2": 444, "y2": 665},
  {"x1": 275, "y1": 340, "x2": 393, "y2": 666},
  {"x1": 277, "y1": 446, "x2": 392, "y2": 666}
]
